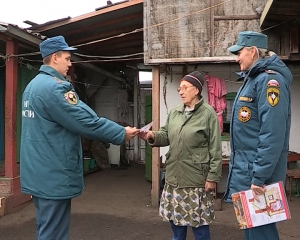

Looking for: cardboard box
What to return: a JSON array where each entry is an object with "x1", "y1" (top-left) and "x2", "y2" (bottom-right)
[{"x1": 231, "y1": 181, "x2": 291, "y2": 229}]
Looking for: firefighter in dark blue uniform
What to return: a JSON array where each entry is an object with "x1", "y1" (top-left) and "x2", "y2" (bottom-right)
[
  {"x1": 223, "y1": 31, "x2": 292, "y2": 240},
  {"x1": 20, "y1": 36, "x2": 139, "y2": 240}
]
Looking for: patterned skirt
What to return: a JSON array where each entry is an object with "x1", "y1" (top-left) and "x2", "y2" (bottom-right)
[{"x1": 159, "y1": 183, "x2": 215, "y2": 228}]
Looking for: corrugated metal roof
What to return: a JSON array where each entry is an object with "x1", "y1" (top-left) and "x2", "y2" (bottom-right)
[
  {"x1": 29, "y1": 0, "x2": 144, "y2": 69},
  {"x1": 0, "y1": 21, "x2": 45, "y2": 40}
]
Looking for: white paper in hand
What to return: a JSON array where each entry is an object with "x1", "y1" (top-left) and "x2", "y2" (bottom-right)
[{"x1": 140, "y1": 119, "x2": 156, "y2": 133}]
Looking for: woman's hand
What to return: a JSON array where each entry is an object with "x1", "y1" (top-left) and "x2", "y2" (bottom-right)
[
  {"x1": 251, "y1": 184, "x2": 266, "y2": 202},
  {"x1": 205, "y1": 180, "x2": 216, "y2": 192},
  {"x1": 139, "y1": 130, "x2": 154, "y2": 141}
]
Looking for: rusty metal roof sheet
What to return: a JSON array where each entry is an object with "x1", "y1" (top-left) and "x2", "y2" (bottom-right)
[{"x1": 28, "y1": 0, "x2": 144, "y2": 69}]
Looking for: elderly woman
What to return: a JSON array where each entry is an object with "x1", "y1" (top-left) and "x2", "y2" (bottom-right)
[
  {"x1": 140, "y1": 71, "x2": 222, "y2": 240},
  {"x1": 223, "y1": 31, "x2": 293, "y2": 240}
]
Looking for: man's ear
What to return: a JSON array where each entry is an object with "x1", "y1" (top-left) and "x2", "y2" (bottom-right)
[{"x1": 51, "y1": 53, "x2": 58, "y2": 63}]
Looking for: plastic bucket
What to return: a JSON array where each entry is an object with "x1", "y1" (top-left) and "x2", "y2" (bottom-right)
[
  {"x1": 89, "y1": 159, "x2": 95, "y2": 169},
  {"x1": 83, "y1": 158, "x2": 91, "y2": 172}
]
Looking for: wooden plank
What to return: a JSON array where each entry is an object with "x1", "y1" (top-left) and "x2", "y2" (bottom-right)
[
  {"x1": 214, "y1": 15, "x2": 260, "y2": 21},
  {"x1": 290, "y1": 27, "x2": 299, "y2": 54},
  {"x1": 146, "y1": 56, "x2": 237, "y2": 64},
  {"x1": 265, "y1": 29, "x2": 281, "y2": 54},
  {"x1": 151, "y1": 66, "x2": 160, "y2": 208},
  {"x1": 260, "y1": 0, "x2": 274, "y2": 27},
  {"x1": 280, "y1": 25, "x2": 290, "y2": 56},
  {"x1": 146, "y1": 55, "x2": 289, "y2": 64}
]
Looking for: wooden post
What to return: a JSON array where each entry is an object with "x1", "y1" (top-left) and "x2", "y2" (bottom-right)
[
  {"x1": 151, "y1": 65, "x2": 160, "y2": 208},
  {"x1": 5, "y1": 39, "x2": 18, "y2": 178},
  {"x1": 210, "y1": 0, "x2": 214, "y2": 57}
]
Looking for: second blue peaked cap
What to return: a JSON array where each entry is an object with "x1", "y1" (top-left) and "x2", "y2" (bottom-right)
[{"x1": 228, "y1": 31, "x2": 268, "y2": 55}]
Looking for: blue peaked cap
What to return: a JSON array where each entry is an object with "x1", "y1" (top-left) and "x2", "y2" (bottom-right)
[
  {"x1": 39, "y1": 36, "x2": 77, "y2": 58},
  {"x1": 228, "y1": 31, "x2": 268, "y2": 55}
]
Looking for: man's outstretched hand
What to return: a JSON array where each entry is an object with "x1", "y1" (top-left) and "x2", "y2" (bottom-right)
[{"x1": 124, "y1": 126, "x2": 140, "y2": 141}]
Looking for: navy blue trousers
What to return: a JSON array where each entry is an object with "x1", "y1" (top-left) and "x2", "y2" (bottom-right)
[
  {"x1": 33, "y1": 196, "x2": 71, "y2": 240},
  {"x1": 244, "y1": 223, "x2": 279, "y2": 240},
  {"x1": 170, "y1": 221, "x2": 211, "y2": 240}
]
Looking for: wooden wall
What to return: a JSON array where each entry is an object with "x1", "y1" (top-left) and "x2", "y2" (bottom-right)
[
  {"x1": 264, "y1": 23, "x2": 300, "y2": 60},
  {"x1": 144, "y1": 0, "x2": 268, "y2": 64}
]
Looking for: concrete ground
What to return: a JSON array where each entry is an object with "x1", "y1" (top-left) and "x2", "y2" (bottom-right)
[{"x1": 0, "y1": 163, "x2": 299, "y2": 240}]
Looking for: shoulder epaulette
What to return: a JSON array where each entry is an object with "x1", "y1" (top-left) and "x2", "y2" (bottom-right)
[
  {"x1": 265, "y1": 69, "x2": 277, "y2": 74},
  {"x1": 53, "y1": 77, "x2": 64, "y2": 83}
]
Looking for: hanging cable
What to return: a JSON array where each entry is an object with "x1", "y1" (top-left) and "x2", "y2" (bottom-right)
[
  {"x1": 74, "y1": 52, "x2": 143, "y2": 59},
  {"x1": 71, "y1": 57, "x2": 143, "y2": 64}
]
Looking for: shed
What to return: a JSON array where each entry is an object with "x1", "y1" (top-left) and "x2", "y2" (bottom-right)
[{"x1": 0, "y1": 0, "x2": 147, "y2": 216}]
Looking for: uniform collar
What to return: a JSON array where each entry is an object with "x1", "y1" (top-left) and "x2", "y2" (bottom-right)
[
  {"x1": 235, "y1": 54, "x2": 278, "y2": 80},
  {"x1": 39, "y1": 65, "x2": 67, "y2": 81}
]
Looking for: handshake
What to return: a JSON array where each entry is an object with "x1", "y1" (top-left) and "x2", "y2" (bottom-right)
[{"x1": 124, "y1": 120, "x2": 156, "y2": 141}]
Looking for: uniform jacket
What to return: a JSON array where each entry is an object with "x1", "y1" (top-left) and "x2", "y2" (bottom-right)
[
  {"x1": 149, "y1": 98, "x2": 222, "y2": 188},
  {"x1": 224, "y1": 54, "x2": 292, "y2": 202},
  {"x1": 20, "y1": 65, "x2": 125, "y2": 199}
]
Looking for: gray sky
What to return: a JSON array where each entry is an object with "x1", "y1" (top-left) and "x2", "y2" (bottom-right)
[{"x1": 0, "y1": 0, "x2": 118, "y2": 28}]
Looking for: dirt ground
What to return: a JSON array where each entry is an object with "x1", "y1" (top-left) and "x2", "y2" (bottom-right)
[{"x1": 0, "y1": 163, "x2": 299, "y2": 240}]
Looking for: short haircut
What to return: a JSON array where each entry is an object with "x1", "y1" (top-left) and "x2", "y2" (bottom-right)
[{"x1": 42, "y1": 51, "x2": 63, "y2": 64}]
